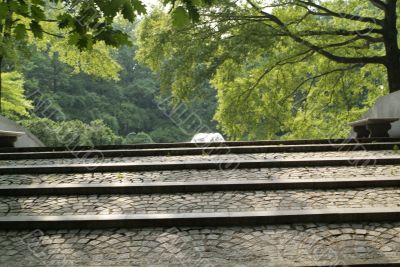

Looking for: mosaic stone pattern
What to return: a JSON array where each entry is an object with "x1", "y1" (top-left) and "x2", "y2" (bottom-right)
[
  {"x1": 0, "y1": 188, "x2": 399, "y2": 216},
  {"x1": 0, "y1": 223, "x2": 399, "y2": 266},
  {"x1": 0, "y1": 149, "x2": 398, "y2": 166},
  {"x1": 1, "y1": 147, "x2": 400, "y2": 266},
  {"x1": 0, "y1": 165, "x2": 400, "y2": 185}
]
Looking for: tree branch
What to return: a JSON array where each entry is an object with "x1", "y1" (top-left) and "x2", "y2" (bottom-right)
[
  {"x1": 26, "y1": 28, "x2": 64, "y2": 38},
  {"x1": 293, "y1": 28, "x2": 382, "y2": 37},
  {"x1": 369, "y1": 0, "x2": 387, "y2": 10},
  {"x1": 246, "y1": 0, "x2": 386, "y2": 65},
  {"x1": 238, "y1": 49, "x2": 315, "y2": 103},
  {"x1": 279, "y1": 64, "x2": 362, "y2": 104},
  {"x1": 249, "y1": 49, "x2": 314, "y2": 93},
  {"x1": 205, "y1": 15, "x2": 383, "y2": 37},
  {"x1": 322, "y1": 37, "x2": 369, "y2": 49},
  {"x1": 296, "y1": 0, "x2": 383, "y2": 26}
]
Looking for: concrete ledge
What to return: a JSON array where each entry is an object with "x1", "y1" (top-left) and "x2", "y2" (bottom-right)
[
  {"x1": 0, "y1": 208, "x2": 399, "y2": 229},
  {"x1": 0, "y1": 130, "x2": 25, "y2": 148},
  {"x1": 1, "y1": 142, "x2": 400, "y2": 160},
  {"x1": 1, "y1": 137, "x2": 400, "y2": 153},
  {"x1": 0, "y1": 157, "x2": 399, "y2": 174},
  {"x1": 1, "y1": 177, "x2": 400, "y2": 196},
  {"x1": 351, "y1": 118, "x2": 400, "y2": 138},
  {"x1": 0, "y1": 130, "x2": 25, "y2": 137}
]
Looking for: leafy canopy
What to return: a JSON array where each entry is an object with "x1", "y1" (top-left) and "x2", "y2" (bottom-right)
[
  {"x1": 0, "y1": 0, "x2": 146, "y2": 49},
  {"x1": 136, "y1": 2, "x2": 389, "y2": 140},
  {"x1": 2, "y1": 72, "x2": 32, "y2": 119},
  {"x1": 0, "y1": 0, "x2": 149, "y2": 115},
  {"x1": 21, "y1": 38, "x2": 216, "y2": 144}
]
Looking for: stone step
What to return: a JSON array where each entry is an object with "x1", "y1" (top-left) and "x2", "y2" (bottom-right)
[
  {"x1": 1, "y1": 140, "x2": 399, "y2": 266},
  {"x1": 0, "y1": 142, "x2": 400, "y2": 160},
  {"x1": 0, "y1": 208, "x2": 400, "y2": 229},
  {"x1": 0, "y1": 188, "x2": 399, "y2": 216},
  {"x1": 1, "y1": 157, "x2": 400, "y2": 174},
  {"x1": 0, "y1": 149, "x2": 398, "y2": 166},
  {"x1": 0, "y1": 222, "x2": 399, "y2": 266},
  {"x1": 1, "y1": 177, "x2": 400, "y2": 196},
  {"x1": 1, "y1": 164, "x2": 400, "y2": 185}
]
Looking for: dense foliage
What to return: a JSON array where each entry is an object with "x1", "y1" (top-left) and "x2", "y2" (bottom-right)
[
  {"x1": 0, "y1": 0, "x2": 217, "y2": 146},
  {"x1": 17, "y1": 43, "x2": 216, "y2": 146},
  {"x1": 1, "y1": 0, "x2": 398, "y2": 145},
  {"x1": 135, "y1": 1, "x2": 396, "y2": 140},
  {"x1": 20, "y1": 118, "x2": 123, "y2": 146},
  {"x1": 0, "y1": 0, "x2": 150, "y2": 113},
  {"x1": 1, "y1": 71, "x2": 32, "y2": 119}
]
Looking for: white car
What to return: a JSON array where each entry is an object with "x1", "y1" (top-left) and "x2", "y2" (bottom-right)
[{"x1": 191, "y1": 133, "x2": 225, "y2": 143}]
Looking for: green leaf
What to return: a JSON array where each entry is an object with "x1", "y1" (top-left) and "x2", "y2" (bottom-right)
[
  {"x1": 96, "y1": 30, "x2": 131, "y2": 47},
  {"x1": 57, "y1": 13, "x2": 74, "y2": 29},
  {"x1": 76, "y1": 34, "x2": 93, "y2": 50},
  {"x1": 29, "y1": 21, "x2": 43, "y2": 38},
  {"x1": 101, "y1": 0, "x2": 125, "y2": 17},
  {"x1": 171, "y1": 6, "x2": 190, "y2": 28},
  {"x1": 31, "y1": 5, "x2": 46, "y2": 20},
  {"x1": 67, "y1": 32, "x2": 81, "y2": 46},
  {"x1": 191, "y1": 0, "x2": 202, "y2": 6},
  {"x1": 14, "y1": 24, "x2": 27, "y2": 40},
  {"x1": 31, "y1": 0, "x2": 45, "y2": 5},
  {"x1": 122, "y1": 1, "x2": 135, "y2": 21},
  {"x1": 202, "y1": 0, "x2": 213, "y2": 5},
  {"x1": 0, "y1": 3, "x2": 8, "y2": 20},
  {"x1": 162, "y1": 0, "x2": 175, "y2": 5},
  {"x1": 9, "y1": 1, "x2": 29, "y2": 16},
  {"x1": 185, "y1": 0, "x2": 200, "y2": 22},
  {"x1": 132, "y1": 0, "x2": 146, "y2": 15}
]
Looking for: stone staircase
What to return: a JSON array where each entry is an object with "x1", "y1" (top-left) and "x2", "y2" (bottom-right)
[{"x1": 0, "y1": 139, "x2": 400, "y2": 266}]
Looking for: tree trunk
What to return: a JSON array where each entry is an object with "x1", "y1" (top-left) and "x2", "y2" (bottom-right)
[
  {"x1": 386, "y1": 62, "x2": 400, "y2": 93},
  {"x1": 383, "y1": 0, "x2": 400, "y2": 93}
]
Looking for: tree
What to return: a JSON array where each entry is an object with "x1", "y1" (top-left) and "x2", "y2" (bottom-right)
[
  {"x1": 20, "y1": 117, "x2": 123, "y2": 146},
  {"x1": 0, "y1": 0, "x2": 146, "y2": 112},
  {"x1": 160, "y1": 0, "x2": 400, "y2": 92},
  {"x1": 1, "y1": 71, "x2": 32, "y2": 119},
  {"x1": 21, "y1": 39, "x2": 217, "y2": 143},
  {"x1": 245, "y1": 0, "x2": 399, "y2": 93},
  {"x1": 136, "y1": 2, "x2": 391, "y2": 140}
]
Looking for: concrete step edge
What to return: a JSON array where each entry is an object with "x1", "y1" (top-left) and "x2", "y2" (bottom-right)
[
  {"x1": 2, "y1": 137, "x2": 400, "y2": 153},
  {"x1": 1, "y1": 177, "x2": 400, "y2": 195},
  {"x1": 0, "y1": 142, "x2": 400, "y2": 159},
  {"x1": 0, "y1": 207, "x2": 399, "y2": 229},
  {"x1": 0, "y1": 157, "x2": 399, "y2": 174}
]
